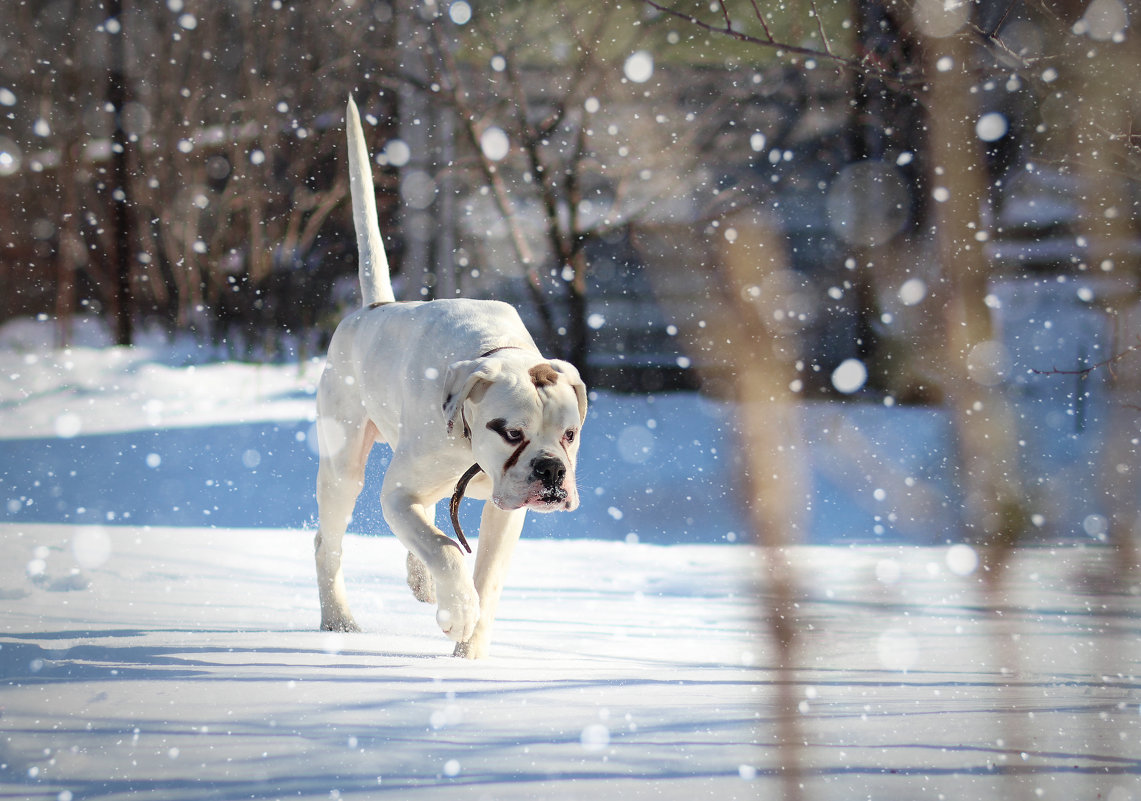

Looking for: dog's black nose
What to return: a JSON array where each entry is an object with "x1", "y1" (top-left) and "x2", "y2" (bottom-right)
[{"x1": 531, "y1": 456, "x2": 566, "y2": 489}]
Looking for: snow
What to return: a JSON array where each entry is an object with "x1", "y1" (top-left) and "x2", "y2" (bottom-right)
[
  {"x1": 1, "y1": 315, "x2": 1139, "y2": 800},
  {"x1": 4, "y1": 526, "x2": 1139, "y2": 800},
  {"x1": 5, "y1": 279, "x2": 1129, "y2": 546}
]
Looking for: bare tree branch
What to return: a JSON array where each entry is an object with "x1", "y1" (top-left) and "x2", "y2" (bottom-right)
[
  {"x1": 428, "y1": 22, "x2": 537, "y2": 270},
  {"x1": 642, "y1": 0, "x2": 901, "y2": 81},
  {"x1": 1031, "y1": 338, "x2": 1141, "y2": 379},
  {"x1": 747, "y1": 0, "x2": 776, "y2": 42},
  {"x1": 810, "y1": 1, "x2": 834, "y2": 58}
]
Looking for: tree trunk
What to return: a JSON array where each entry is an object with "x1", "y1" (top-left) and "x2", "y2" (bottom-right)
[
  {"x1": 565, "y1": 245, "x2": 590, "y2": 372},
  {"x1": 720, "y1": 214, "x2": 808, "y2": 801},
  {"x1": 926, "y1": 26, "x2": 1027, "y2": 564},
  {"x1": 106, "y1": 0, "x2": 133, "y2": 346},
  {"x1": 1070, "y1": 34, "x2": 1141, "y2": 570}
]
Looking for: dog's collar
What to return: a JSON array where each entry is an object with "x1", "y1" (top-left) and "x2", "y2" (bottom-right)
[{"x1": 479, "y1": 345, "x2": 526, "y2": 358}]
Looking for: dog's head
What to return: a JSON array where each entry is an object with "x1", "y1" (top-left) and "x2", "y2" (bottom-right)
[{"x1": 442, "y1": 352, "x2": 586, "y2": 512}]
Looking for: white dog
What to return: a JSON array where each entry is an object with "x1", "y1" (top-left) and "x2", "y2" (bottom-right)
[{"x1": 314, "y1": 98, "x2": 587, "y2": 659}]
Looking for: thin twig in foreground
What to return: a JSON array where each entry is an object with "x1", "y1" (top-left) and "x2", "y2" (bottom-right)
[{"x1": 1030, "y1": 338, "x2": 1141, "y2": 379}]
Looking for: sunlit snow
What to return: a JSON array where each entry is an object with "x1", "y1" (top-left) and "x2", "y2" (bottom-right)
[
  {"x1": 479, "y1": 126, "x2": 510, "y2": 162},
  {"x1": 897, "y1": 277, "x2": 927, "y2": 306},
  {"x1": 830, "y1": 357, "x2": 868, "y2": 394},
  {"x1": 976, "y1": 111, "x2": 1009, "y2": 142},
  {"x1": 0, "y1": 315, "x2": 1137, "y2": 800},
  {"x1": 623, "y1": 51, "x2": 654, "y2": 84}
]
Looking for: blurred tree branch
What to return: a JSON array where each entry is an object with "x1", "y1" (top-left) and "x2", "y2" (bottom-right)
[
  {"x1": 1031, "y1": 337, "x2": 1140, "y2": 380},
  {"x1": 641, "y1": 0, "x2": 915, "y2": 85}
]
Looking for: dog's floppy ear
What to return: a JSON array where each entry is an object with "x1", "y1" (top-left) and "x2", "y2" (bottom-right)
[
  {"x1": 442, "y1": 358, "x2": 502, "y2": 436},
  {"x1": 547, "y1": 360, "x2": 588, "y2": 425}
]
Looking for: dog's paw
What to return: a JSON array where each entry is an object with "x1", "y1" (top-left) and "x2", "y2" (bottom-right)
[
  {"x1": 434, "y1": 579, "x2": 481, "y2": 643},
  {"x1": 406, "y1": 551, "x2": 436, "y2": 604},
  {"x1": 320, "y1": 615, "x2": 361, "y2": 633},
  {"x1": 453, "y1": 636, "x2": 489, "y2": 660}
]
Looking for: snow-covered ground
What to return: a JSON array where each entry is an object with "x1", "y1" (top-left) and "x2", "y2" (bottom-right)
[
  {"x1": 0, "y1": 289, "x2": 1127, "y2": 547},
  {"x1": 3, "y1": 526, "x2": 1138, "y2": 800},
  {"x1": 1, "y1": 315, "x2": 1139, "y2": 800}
]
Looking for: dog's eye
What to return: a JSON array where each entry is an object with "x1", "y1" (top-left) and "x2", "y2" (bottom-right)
[
  {"x1": 564, "y1": 428, "x2": 576, "y2": 443},
  {"x1": 487, "y1": 419, "x2": 525, "y2": 443}
]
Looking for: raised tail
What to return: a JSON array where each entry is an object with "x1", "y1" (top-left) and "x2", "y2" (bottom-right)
[{"x1": 346, "y1": 96, "x2": 395, "y2": 306}]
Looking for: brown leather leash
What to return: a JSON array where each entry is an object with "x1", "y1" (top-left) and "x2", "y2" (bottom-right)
[{"x1": 448, "y1": 463, "x2": 483, "y2": 554}]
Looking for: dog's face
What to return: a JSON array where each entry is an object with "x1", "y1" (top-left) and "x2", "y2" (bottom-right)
[{"x1": 443, "y1": 355, "x2": 586, "y2": 512}]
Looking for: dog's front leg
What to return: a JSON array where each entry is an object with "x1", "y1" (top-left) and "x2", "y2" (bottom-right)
[
  {"x1": 381, "y1": 484, "x2": 480, "y2": 643},
  {"x1": 454, "y1": 503, "x2": 527, "y2": 659}
]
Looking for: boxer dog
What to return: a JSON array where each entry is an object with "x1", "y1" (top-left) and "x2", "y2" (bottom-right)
[{"x1": 313, "y1": 97, "x2": 586, "y2": 659}]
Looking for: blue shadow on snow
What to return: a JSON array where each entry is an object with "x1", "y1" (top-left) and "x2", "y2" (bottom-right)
[{"x1": 0, "y1": 392, "x2": 980, "y2": 544}]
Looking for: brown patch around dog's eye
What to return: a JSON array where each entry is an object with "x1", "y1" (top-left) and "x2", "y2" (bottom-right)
[{"x1": 529, "y1": 363, "x2": 559, "y2": 388}]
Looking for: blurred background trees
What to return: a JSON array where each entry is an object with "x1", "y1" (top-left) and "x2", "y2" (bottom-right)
[
  {"x1": 0, "y1": 2, "x2": 916, "y2": 370},
  {"x1": 1, "y1": 1, "x2": 397, "y2": 356},
  {"x1": 0, "y1": 1, "x2": 1137, "y2": 545}
]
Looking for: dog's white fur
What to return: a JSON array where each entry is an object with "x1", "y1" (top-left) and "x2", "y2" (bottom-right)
[{"x1": 314, "y1": 98, "x2": 587, "y2": 659}]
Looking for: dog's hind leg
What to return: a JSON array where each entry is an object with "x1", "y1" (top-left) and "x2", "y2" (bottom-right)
[
  {"x1": 314, "y1": 401, "x2": 377, "y2": 633},
  {"x1": 454, "y1": 503, "x2": 527, "y2": 659}
]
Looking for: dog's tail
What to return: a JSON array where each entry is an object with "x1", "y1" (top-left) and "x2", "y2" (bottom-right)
[{"x1": 346, "y1": 96, "x2": 395, "y2": 306}]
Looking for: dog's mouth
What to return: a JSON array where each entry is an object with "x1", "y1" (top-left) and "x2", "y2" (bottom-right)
[
  {"x1": 532, "y1": 486, "x2": 569, "y2": 507},
  {"x1": 488, "y1": 483, "x2": 575, "y2": 512},
  {"x1": 524, "y1": 483, "x2": 576, "y2": 512},
  {"x1": 540, "y1": 485, "x2": 568, "y2": 503}
]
